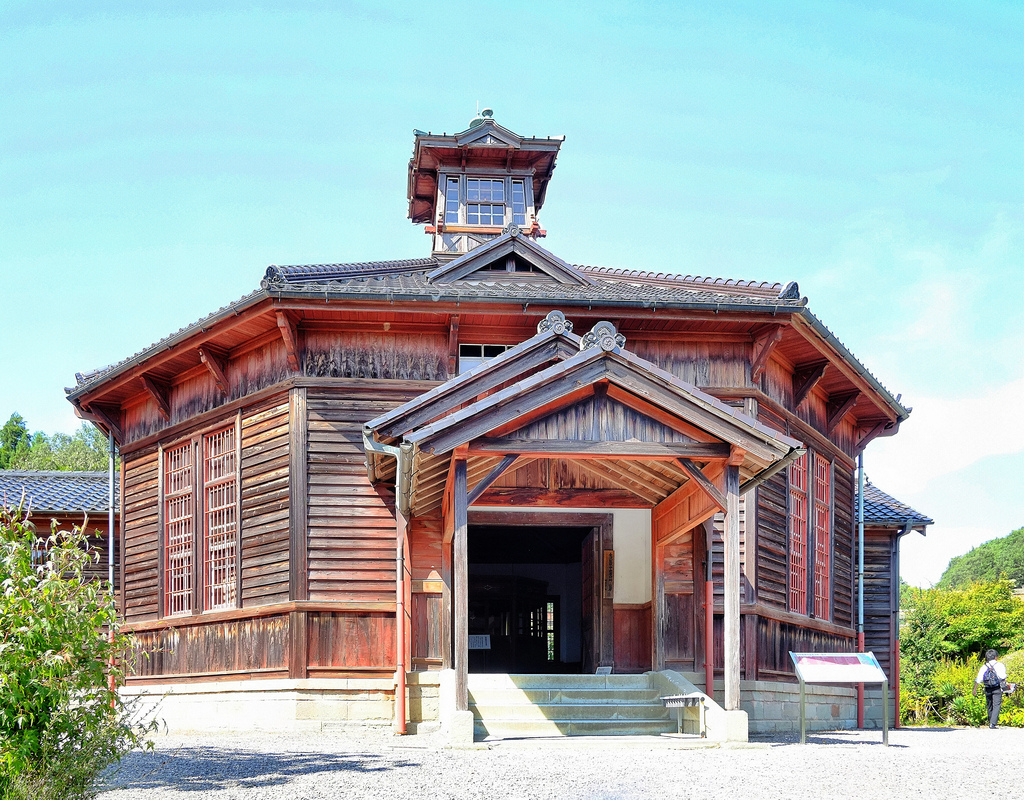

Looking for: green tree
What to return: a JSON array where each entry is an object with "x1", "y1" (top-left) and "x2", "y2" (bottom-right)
[
  {"x1": 11, "y1": 424, "x2": 112, "y2": 472},
  {"x1": 939, "y1": 527, "x2": 1024, "y2": 589},
  {"x1": 0, "y1": 415, "x2": 30, "y2": 469},
  {"x1": 0, "y1": 505, "x2": 151, "y2": 799}
]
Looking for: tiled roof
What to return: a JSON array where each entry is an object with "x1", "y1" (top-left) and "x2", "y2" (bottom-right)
[
  {"x1": 859, "y1": 480, "x2": 932, "y2": 528},
  {"x1": 261, "y1": 268, "x2": 806, "y2": 309},
  {"x1": 0, "y1": 470, "x2": 119, "y2": 515}
]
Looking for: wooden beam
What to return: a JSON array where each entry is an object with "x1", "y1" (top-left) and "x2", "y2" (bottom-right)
[
  {"x1": 724, "y1": 464, "x2": 741, "y2": 711},
  {"x1": 447, "y1": 315, "x2": 460, "y2": 377},
  {"x1": 728, "y1": 446, "x2": 747, "y2": 467},
  {"x1": 826, "y1": 391, "x2": 860, "y2": 434},
  {"x1": 198, "y1": 346, "x2": 230, "y2": 395},
  {"x1": 677, "y1": 458, "x2": 727, "y2": 511},
  {"x1": 791, "y1": 361, "x2": 828, "y2": 408},
  {"x1": 475, "y1": 488, "x2": 651, "y2": 508},
  {"x1": 750, "y1": 325, "x2": 783, "y2": 382},
  {"x1": 140, "y1": 374, "x2": 171, "y2": 421},
  {"x1": 856, "y1": 420, "x2": 892, "y2": 453},
  {"x1": 276, "y1": 311, "x2": 301, "y2": 372},
  {"x1": 467, "y1": 454, "x2": 518, "y2": 505},
  {"x1": 453, "y1": 458, "x2": 469, "y2": 712},
  {"x1": 465, "y1": 439, "x2": 732, "y2": 461}
]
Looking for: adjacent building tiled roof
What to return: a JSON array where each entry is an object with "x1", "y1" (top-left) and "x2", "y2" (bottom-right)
[
  {"x1": 0, "y1": 470, "x2": 118, "y2": 515},
  {"x1": 859, "y1": 480, "x2": 932, "y2": 528}
]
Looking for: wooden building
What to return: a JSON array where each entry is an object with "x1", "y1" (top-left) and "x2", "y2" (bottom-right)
[
  {"x1": 0, "y1": 469, "x2": 120, "y2": 592},
  {"x1": 65, "y1": 110, "x2": 927, "y2": 739}
]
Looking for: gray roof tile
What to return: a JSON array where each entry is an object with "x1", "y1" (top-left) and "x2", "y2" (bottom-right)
[
  {"x1": 858, "y1": 480, "x2": 932, "y2": 527},
  {"x1": 0, "y1": 470, "x2": 119, "y2": 515}
]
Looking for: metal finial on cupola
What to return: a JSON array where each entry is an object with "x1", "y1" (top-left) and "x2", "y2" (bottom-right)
[
  {"x1": 468, "y1": 106, "x2": 494, "y2": 129},
  {"x1": 537, "y1": 310, "x2": 573, "y2": 335},
  {"x1": 580, "y1": 321, "x2": 626, "y2": 352}
]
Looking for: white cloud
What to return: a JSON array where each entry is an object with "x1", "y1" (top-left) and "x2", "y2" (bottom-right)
[
  {"x1": 899, "y1": 524, "x2": 1006, "y2": 588},
  {"x1": 869, "y1": 375, "x2": 1024, "y2": 494}
]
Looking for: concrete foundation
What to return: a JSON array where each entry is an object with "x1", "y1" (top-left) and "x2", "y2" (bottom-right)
[{"x1": 123, "y1": 673, "x2": 441, "y2": 734}]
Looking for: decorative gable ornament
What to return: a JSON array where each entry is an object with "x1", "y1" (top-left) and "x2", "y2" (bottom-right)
[
  {"x1": 580, "y1": 321, "x2": 626, "y2": 352},
  {"x1": 537, "y1": 310, "x2": 573, "y2": 335}
]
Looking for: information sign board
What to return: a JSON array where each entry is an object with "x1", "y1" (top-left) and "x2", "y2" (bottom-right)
[
  {"x1": 791, "y1": 652, "x2": 887, "y2": 684},
  {"x1": 788, "y1": 651, "x2": 889, "y2": 745}
]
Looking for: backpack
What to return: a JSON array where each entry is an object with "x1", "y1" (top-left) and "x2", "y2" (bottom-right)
[{"x1": 983, "y1": 662, "x2": 1001, "y2": 688}]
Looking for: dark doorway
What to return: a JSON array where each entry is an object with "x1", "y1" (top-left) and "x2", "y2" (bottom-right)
[{"x1": 468, "y1": 524, "x2": 591, "y2": 673}]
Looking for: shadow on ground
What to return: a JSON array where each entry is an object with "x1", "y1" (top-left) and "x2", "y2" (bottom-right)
[{"x1": 101, "y1": 746, "x2": 412, "y2": 793}]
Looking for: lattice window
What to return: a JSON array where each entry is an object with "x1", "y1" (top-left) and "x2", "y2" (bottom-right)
[
  {"x1": 812, "y1": 453, "x2": 832, "y2": 619},
  {"x1": 203, "y1": 426, "x2": 238, "y2": 611},
  {"x1": 164, "y1": 442, "x2": 194, "y2": 616},
  {"x1": 788, "y1": 452, "x2": 808, "y2": 614},
  {"x1": 444, "y1": 177, "x2": 460, "y2": 224}
]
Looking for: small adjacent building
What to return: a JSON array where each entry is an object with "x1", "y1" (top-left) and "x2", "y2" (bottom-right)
[
  {"x1": 64, "y1": 110, "x2": 929, "y2": 740},
  {"x1": 0, "y1": 469, "x2": 120, "y2": 590}
]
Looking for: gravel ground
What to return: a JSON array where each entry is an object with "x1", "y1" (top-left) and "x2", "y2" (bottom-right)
[{"x1": 97, "y1": 726, "x2": 1021, "y2": 800}]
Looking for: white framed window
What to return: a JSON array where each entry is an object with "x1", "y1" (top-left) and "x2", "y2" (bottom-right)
[
  {"x1": 441, "y1": 175, "x2": 533, "y2": 229},
  {"x1": 459, "y1": 343, "x2": 513, "y2": 374}
]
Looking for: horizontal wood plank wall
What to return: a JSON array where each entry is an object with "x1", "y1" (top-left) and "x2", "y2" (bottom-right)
[
  {"x1": 130, "y1": 613, "x2": 289, "y2": 681},
  {"x1": 863, "y1": 530, "x2": 896, "y2": 679},
  {"x1": 613, "y1": 603, "x2": 652, "y2": 673},
  {"x1": 306, "y1": 611, "x2": 396, "y2": 675},
  {"x1": 306, "y1": 387, "x2": 423, "y2": 603},
  {"x1": 410, "y1": 514, "x2": 444, "y2": 669},
  {"x1": 753, "y1": 615, "x2": 855, "y2": 678},
  {"x1": 832, "y1": 461, "x2": 855, "y2": 627},
  {"x1": 756, "y1": 404, "x2": 789, "y2": 611},
  {"x1": 122, "y1": 451, "x2": 160, "y2": 622},
  {"x1": 303, "y1": 330, "x2": 448, "y2": 381},
  {"x1": 240, "y1": 398, "x2": 291, "y2": 606},
  {"x1": 709, "y1": 499, "x2": 749, "y2": 603},
  {"x1": 755, "y1": 471, "x2": 788, "y2": 610}
]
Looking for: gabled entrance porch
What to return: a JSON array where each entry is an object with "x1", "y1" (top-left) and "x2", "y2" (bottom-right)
[{"x1": 363, "y1": 311, "x2": 802, "y2": 742}]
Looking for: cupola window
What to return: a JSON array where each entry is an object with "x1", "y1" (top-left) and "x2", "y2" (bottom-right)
[
  {"x1": 444, "y1": 177, "x2": 460, "y2": 224},
  {"x1": 467, "y1": 179, "x2": 505, "y2": 225},
  {"x1": 511, "y1": 180, "x2": 527, "y2": 226}
]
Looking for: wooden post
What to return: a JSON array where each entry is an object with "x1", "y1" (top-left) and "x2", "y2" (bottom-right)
[
  {"x1": 453, "y1": 457, "x2": 469, "y2": 711},
  {"x1": 724, "y1": 463, "x2": 741, "y2": 711}
]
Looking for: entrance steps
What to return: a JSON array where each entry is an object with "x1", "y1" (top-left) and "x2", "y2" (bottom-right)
[{"x1": 468, "y1": 673, "x2": 676, "y2": 739}]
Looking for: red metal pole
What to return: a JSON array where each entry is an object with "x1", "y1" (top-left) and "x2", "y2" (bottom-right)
[
  {"x1": 857, "y1": 631, "x2": 865, "y2": 728},
  {"x1": 395, "y1": 509, "x2": 408, "y2": 734}
]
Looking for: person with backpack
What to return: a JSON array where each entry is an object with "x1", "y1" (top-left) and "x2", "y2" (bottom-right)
[{"x1": 972, "y1": 649, "x2": 1013, "y2": 728}]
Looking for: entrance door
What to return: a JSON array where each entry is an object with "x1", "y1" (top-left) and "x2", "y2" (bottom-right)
[{"x1": 581, "y1": 524, "x2": 614, "y2": 672}]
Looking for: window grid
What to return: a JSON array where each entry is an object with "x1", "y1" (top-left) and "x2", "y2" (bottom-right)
[
  {"x1": 812, "y1": 454, "x2": 832, "y2": 619},
  {"x1": 511, "y1": 180, "x2": 526, "y2": 226},
  {"x1": 788, "y1": 453, "x2": 808, "y2": 614},
  {"x1": 203, "y1": 427, "x2": 238, "y2": 611},
  {"x1": 164, "y1": 442, "x2": 194, "y2": 616},
  {"x1": 444, "y1": 177, "x2": 459, "y2": 224}
]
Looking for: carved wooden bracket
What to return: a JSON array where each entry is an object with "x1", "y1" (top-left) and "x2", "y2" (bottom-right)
[
  {"x1": 84, "y1": 403, "x2": 123, "y2": 442},
  {"x1": 826, "y1": 391, "x2": 860, "y2": 434},
  {"x1": 276, "y1": 311, "x2": 301, "y2": 372},
  {"x1": 751, "y1": 325, "x2": 783, "y2": 382},
  {"x1": 141, "y1": 374, "x2": 171, "y2": 421},
  {"x1": 856, "y1": 420, "x2": 892, "y2": 452},
  {"x1": 728, "y1": 446, "x2": 747, "y2": 467},
  {"x1": 792, "y1": 360, "x2": 828, "y2": 408},
  {"x1": 198, "y1": 346, "x2": 230, "y2": 396}
]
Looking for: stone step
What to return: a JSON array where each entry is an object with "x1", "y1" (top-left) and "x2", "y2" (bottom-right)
[
  {"x1": 474, "y1": 718, "x2": 677, "y2": 738},
  {"x1": 467, "y1": 673, "x2": 651, "y2": 690},
  {"x1": 469, "y1": 688, "x2": 664, "y2": 706},
  {"x1": 471, "y1": 702, "x2": 672, "y2": 722}
]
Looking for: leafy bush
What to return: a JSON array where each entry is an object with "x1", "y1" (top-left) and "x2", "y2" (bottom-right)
[{"x1": 0, "y1": 505, "x2": 152, "y2": 799}]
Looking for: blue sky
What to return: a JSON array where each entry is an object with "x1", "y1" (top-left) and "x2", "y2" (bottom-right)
[{"x1": 2, "y1": 1, "x2": 1022, "y2": 585}]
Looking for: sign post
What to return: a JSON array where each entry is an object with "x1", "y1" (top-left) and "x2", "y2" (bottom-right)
[{"x1": 790, "y1": 652, "x2": 889, "y2": 745}]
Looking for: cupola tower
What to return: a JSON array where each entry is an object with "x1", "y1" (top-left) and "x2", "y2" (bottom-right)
[{"x1": 407, "y1": 109, "x2": 563, "y2": 260}]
